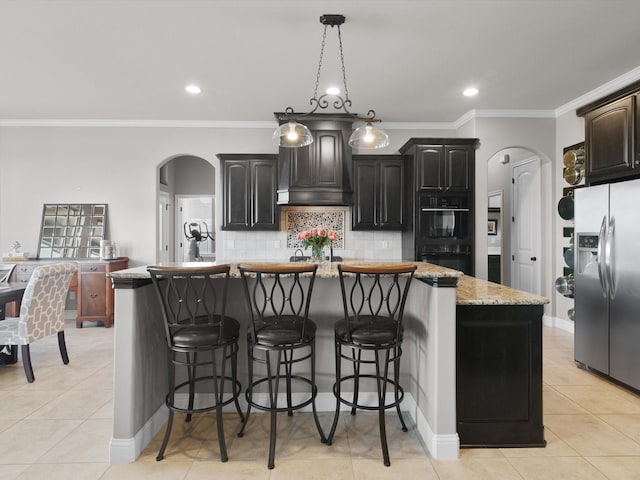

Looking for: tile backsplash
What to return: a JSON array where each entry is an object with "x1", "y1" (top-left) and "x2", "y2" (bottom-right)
[
  {"x1": 217, "y1": 206, "x2": 402, "y2": 262},
  {"x1": 285, "y1": 209, "x2": 345, "y2": 249}
]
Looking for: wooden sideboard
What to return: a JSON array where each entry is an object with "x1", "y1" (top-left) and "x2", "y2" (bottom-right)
[{"x1": 8, "y1": 258, "x2": 128, "y2": 328}]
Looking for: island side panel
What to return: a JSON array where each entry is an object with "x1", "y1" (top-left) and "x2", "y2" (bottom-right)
[
  {"x1": 110, "y1": 282, "x2": 169, "y2": 463},
  {"x1": 456, "y1": 303, "x2": 545, "y2": 447},
  {"x1": 404, "y1": 278, "x2": 459, "y2": 459}
]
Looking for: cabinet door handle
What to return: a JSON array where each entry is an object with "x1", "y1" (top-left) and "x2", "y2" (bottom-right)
[
  {"x1": 530, "y1": 257, "x2": 537, "y2": 262},
  {"x1": 89, "y1": 266, "x2": 98, "y2": 271},
  {"x1": 89, "y1": 292, "x2": 98, "y2": 298}
]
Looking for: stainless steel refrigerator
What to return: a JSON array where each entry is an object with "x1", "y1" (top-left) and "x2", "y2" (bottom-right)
[{"x1": 575, "y1": 178, "x2": 640, "y2": 390}]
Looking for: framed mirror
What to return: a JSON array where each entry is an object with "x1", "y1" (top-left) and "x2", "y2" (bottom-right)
[{"x1": 37, "y1": 204, "x2": 107, "y2": 259}]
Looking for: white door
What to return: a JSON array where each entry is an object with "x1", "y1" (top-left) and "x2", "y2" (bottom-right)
[
  {"x1": 511, "y1": 157, "x2": 542, "y2": 294},
  {"x1": 175, "y1": 195, "x2": 215, "y2": 261},
  {"x1": 158, "y1": 191, "x2": 171, "y2": 263}
]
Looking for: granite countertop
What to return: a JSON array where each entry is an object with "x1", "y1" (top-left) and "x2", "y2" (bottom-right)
[
  {"x1": 109, "y1": 261, "x2": 548, "y2": 305},
  {"x1": 456, "y1": 275, "x2": 549, "y2": 305},
  {"x1": 108, "y1": 260, "x2": 463, "y2": 281}
]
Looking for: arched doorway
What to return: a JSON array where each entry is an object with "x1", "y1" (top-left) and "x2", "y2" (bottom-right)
[
  {"x1": 486, "y1": 147, "x2": 542, "y2": 294},
  {"x1": 157, "y1": 155, "x2": 216, "y2": 262}
]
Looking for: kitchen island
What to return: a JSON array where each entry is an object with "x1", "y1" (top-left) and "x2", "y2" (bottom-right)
[
  {"x1": 107, "y1": 261, "x2": 547, "y2": 464},
  {"x1": 456, "y1": 276, "x2": 549, "y2": 448}
]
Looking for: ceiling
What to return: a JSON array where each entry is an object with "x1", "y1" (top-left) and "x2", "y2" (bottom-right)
[{"x1": 2, "y1": 0, "x2": 640, "y2": 125}]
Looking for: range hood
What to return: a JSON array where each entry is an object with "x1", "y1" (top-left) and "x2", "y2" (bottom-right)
[{"x1": 276, "y1": 114, "x2": 354, "y2": 206}]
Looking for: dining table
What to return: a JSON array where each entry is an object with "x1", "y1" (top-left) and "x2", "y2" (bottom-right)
[{"x1": 0, "y1": 283, "x2": 26, "y2": 364}]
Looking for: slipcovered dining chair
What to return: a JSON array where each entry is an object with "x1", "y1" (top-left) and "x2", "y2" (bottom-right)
[
  {"x1": 148, "y1": 263, "x2": 244, "y2": 462},
  {"x1": 326, "y1": 262, "x2": 417, "y2": 466},
  {"x1": 237, "y1": 262, "x2": 326, "y2": 469},
  {"x1": 0, "y1": 262, "x2": 77, "y2": 383}
]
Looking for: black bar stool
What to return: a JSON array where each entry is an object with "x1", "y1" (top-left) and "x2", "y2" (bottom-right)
[
  {"x1": 326, "y1": 262, "x2": 417, "y2": 466},
  {"x1": 148, "y1": 264, "x2": 244, "y2": 462},
  {"x1": 237, "y1": 262, "x2": 326, "y2": 469}
]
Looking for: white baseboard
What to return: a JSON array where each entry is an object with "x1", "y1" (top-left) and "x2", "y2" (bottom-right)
[
  {"x1": 109, "y1": 407, "x2": 169, "y2": 464},
  {"x1": 543, "y1": 314, "x2": 574, "y2": 334},
  {"x1": 405, "y1": 394, "x2": 460, "y2": 459},
  {"x1": 109, "y1": 391, "x2": 458, "y2": 463}
]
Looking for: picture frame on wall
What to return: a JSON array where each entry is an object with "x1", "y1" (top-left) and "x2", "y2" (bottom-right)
[{"x1": 488, "y1": 219, "x2": 497, "y2": 235}]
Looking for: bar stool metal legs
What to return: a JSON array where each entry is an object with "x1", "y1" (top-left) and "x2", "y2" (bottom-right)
[
  {"x1": 238, "y1": 263, "x2": 326, "y2": 469},
  {"x1": 326, "y1": 263, "x2": 416, "y2": 467},
  {"x1": 156, "y1": 342, "x2": 244, "y2": 462},
  {"x1": 148, "y1": 264, "x2": 243, "y2": 463}
]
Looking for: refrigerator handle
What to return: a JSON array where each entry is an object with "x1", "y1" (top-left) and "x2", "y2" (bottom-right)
[
  {"x1": 605, "y1": 216, "x2": 616, "y2": 299},
  {"x1": 597, "y1": 216, "x2": 609, "y2": 298}
]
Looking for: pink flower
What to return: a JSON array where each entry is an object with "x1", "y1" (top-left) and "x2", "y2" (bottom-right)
[
  {"x1": 311, "y1": 227, "x2": 319, "y2": 236},
  {"x1": 317, "y1": 227, "x2": 326, "y2": 237},
  {"x1": 302, "y1": 231, "x2": 311, "y2": 240},
  {"x1": 328, "y1": 230, "x2": 338, "y2": 242}
]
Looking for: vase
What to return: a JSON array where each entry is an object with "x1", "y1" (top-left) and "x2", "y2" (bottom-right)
[{"x1": 310, "y1": 245, "x2": 325, "y2": 263}]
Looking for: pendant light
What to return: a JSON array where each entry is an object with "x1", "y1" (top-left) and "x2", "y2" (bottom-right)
[{"x1": 273, "y1": 14, "x2": 389, "y2": 150}]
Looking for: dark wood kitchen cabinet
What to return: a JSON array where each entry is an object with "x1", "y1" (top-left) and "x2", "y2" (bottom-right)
[
  {"x1": 218, "y1": 154, "x2": 278, "y2": 230},
  {"x1": 457, "y1": 303, "x2": 545, "y2": 447},
  {"x1": 583, "y1": 96, "x2": 635, "y2": 184},
  {"x1": 276, "y1": 114, "x2": 354, "y2": 205},
  {"x1": 400, "y1": 138, "x2": 478, "y2": 271},
  {"x1": 352, "y1": 155, "x2": 404, "y2": 230},
  {"x1": 576, "y1": 80, "x2": 640, "y2": 185},
  {"x1": 287, "y1": 130, "x2": 344, "y2": 189},
  {"x1": 399, "y1": 138, "x2": 476, "y2": 193}
]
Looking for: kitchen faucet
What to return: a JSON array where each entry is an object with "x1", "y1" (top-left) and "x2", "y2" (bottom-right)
[{"x1": 293, "y1": 248, "x2": 304, "y2": 262}]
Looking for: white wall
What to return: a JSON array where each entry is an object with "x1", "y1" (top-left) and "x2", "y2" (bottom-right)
[
  {"x1": 0, "y1": 125, "x2": 454, "y2": 266},
  {"x1": 173, "y1": 155, "x2": 215, "y2": 195},
  {"x1": 0, "y1": 126, "x2": 274, "y2": 265},
  {"x1": 459, "y1": 117, "x2": 556, "y2": 316}
]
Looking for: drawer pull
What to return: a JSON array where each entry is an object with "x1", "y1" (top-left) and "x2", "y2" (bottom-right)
[
  {"x1": 89, "y1": 292, "x2": 99, "y2": 299},
  {"x1": 89, "y1": 266, "x2": 98, "y2": 271}
]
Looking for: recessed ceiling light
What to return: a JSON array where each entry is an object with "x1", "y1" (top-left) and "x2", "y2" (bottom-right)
[
  {"x1": 326, "y1": 86, "x2": 340, "y2": 95},
  {"x1": 185, "y1": 85, "x2": 201, "y2": 94},
  {"x1": 463, "y1": 87, "x2": 479, "y2": 97}
]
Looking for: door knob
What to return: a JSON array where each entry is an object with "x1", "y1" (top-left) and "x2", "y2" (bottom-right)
[{"x1": 530, "y1": 256, "x2": 537, "y2": 261}]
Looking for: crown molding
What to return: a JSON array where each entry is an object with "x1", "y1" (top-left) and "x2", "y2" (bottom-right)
[
  {"x1": 0, "y1": 119, "x2": 277, "y2": 128},
  {"x1": 453, "y1": 109, "x2": 556, "y2": 129},
  {"x1": 555, "y1": 65, "x2": 640, "y2": 117},
  {"x1": 381, "y1": 121, "x2": 455, "y2": 130},
  {"x1": 0, "y1": 115, "x2": 550, "y2": 131}
]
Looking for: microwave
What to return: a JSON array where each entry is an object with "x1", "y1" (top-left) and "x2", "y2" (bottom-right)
[{"x1": 417, "y1": 195, "x2": 470, "y2": 240}]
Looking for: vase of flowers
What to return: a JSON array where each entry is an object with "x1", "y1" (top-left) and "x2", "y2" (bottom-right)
[{"x1": 297, "y1": 227, "x2": 338, "y2": 263}]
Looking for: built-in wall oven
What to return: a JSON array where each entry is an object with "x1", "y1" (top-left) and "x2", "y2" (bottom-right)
[
  {"x1": 416, "y1": 194, "x2": 473, "y2": 274},
  {"x1": 419, "y1": 245, "x2": 472, "y2": 272}
]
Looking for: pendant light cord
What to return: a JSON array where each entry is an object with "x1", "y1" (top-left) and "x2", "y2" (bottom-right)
[
  {"x1": 337, "y1": 26, "x2": 350, "y2": 102},
  {"x1": 312, "y1": 24, "x2": 350, "y2": 103},
  {"x1": 312, "y1": 25, "x2": 328, "y2": 101}
]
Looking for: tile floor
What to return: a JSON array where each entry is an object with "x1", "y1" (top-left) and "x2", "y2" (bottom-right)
[{"x1": 1, "y1": 322, "x2": 640, "y2": 479}]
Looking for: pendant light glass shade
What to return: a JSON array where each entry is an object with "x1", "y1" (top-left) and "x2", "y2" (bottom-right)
[
  {"x1": 348, "y1": 123, "x2": 390, "y2": 149},
  {"x1": 274, "y1": 15, "x2": 388, "y2": 150},
  {"x1": 272, "y1": 120, "x2": 313, "y2": 148}
]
